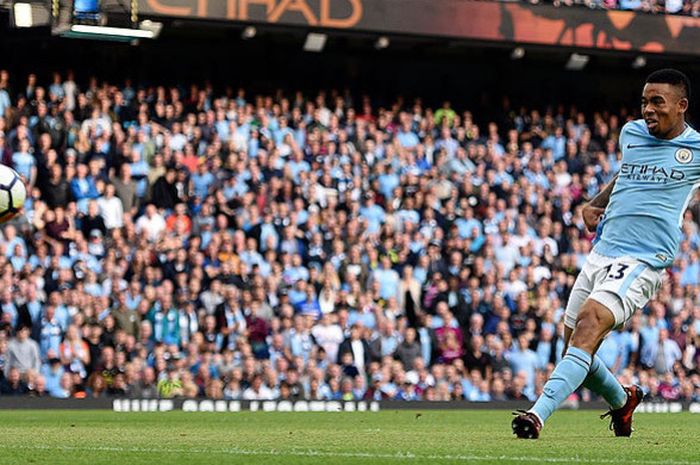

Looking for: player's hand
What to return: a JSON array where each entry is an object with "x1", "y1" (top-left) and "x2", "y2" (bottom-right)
[{"x1": 582, "y1": 204, "x2": 605, "y2": 232}]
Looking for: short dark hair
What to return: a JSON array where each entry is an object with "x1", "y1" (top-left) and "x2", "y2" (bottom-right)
[{"x1": 646, "y1": 68, "x2": 691, "y2": 101}]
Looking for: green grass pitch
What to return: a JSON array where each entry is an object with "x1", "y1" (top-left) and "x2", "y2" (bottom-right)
[{"x1": 0, "y1": 410, "x2": 698, "y2": 465}]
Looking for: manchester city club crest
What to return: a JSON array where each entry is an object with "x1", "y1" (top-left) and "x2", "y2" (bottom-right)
[{"x1": 675, "y1": 148, "x2": 693, "y2": 164}]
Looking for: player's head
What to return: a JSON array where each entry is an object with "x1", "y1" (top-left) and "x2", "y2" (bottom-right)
[{"x1": 643, "y1": 69, "x2": 690, "y2": 138}]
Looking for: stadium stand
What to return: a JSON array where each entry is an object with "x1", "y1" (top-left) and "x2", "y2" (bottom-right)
[
  {"x1": 0, "y1": 69, "x2": 698, "y2": 403},
  {"x1": 527, "y1": 0, "x2": 700, "y2": 16}
]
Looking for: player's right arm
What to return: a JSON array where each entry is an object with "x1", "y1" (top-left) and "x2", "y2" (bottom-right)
[{"x1": 582, "y1": 175, "x2": 617, "y2": 232}]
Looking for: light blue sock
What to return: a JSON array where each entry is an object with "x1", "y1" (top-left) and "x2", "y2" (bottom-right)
[
  {"x1": 530, "y1": 346, "x2": 592, "y2": 424},
  {"x1": 582, "y1": 355, "x2": 627, "y2": 409}
]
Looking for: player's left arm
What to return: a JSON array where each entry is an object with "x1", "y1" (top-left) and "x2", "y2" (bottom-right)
[{"x1": 581, "y1": 175, "x2": 618, "y2": 232}]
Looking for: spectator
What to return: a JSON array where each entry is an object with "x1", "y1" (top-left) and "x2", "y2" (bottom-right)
[
  {"x1": 135, "y1": 203, "x2": 166, "y2": 242},
  {"x1": 338, "y1": 324, "x2": 371, "y2": 372},
  {"x1": 507, "y1": 335, "x2": 539, "y2": 399},
  {"x1": 151, "y1": 166, "x2": 179, "y2": 210},
  {"x1": 42, "y1": 164, "x2": 73, "y2": 209},
  {"x1": 395, "y1": 327, "x2": 421, "y2": 371},
  {"x1": 111, "y1": 164, "x2": 138, "y2": 216},
  {"x1": 70, "y1": 163, "x2": 99, "y2": 213},
  {"x1": 370, "y1": 319, "x2": 400, "y2": 360},
  {"x1": 464, "y1": 335, "x2": 492, "y2": 378},
  {"x1": 6, "y1": 325, "x2": 41, "y2": 376},
  {"x1": 59, "y1": 325, "x2": 90, "y2": 378},
  {"x1": 311, "y1": 313, "x2": 343, "y2": 363},
  {"x1": 371, "y1": 255, "x2": 400, "y2": 301},
  {"x1": 641, "y1": 328, "x2": 683, "y2": 374},
  {"x1": 0, "y1": 70, "x2": 10, "y2": 118},
  {"x1": 86, "y1": 373, "x2": 108, "y2": 398},
  {"x1": 41, "y1": 357, "x2": 65, "y2": 397},
  {"x1": 80, "y1": 200, "x2": 107, "y2": 239},
  {"x1": 111, "y1": 291, "x2": 140, "y2": 339},
  {"x1": 51, "y1": 372, "x2": 74, "y2": 398},
  {"x1": 38, "y1": 305, "x2": 63, "y2": 359},
  {"x1": 12, "y1": 139, "x2": 36, "y2": 186},
  {"x1": 157, "y1": 370, "x2": 183, "y2": 398},
  {"x1": 242, "y1": 374, "x2": 274, "y2": 400},
  {"x1": 0, "y1": 367, "x2": 29, "y2": 395},
  {"x1": 97, "y1": 184, "x2": 124, "y2": 230},
  {"x1": 29, "y1": 374, "x2": 49, "y2": 397},
  {"x1": 246, "y1": 302, "x2": 270, "y2": 358}
]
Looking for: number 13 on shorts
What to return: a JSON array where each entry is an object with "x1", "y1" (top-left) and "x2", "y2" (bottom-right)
[{"x1": 602, "y1": 263, "x2": 629, "y2": 280}]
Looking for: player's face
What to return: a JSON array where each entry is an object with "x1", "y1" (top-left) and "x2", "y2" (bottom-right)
[{"x1": 641, "y1": 83, "x2": 688, "y2": 138}]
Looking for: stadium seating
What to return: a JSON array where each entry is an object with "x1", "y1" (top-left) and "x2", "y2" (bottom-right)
[{"x1": 0, "y1": 70, "x2": 697, "y2": 403}]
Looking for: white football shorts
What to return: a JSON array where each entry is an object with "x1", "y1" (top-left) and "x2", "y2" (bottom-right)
[{"x1": 564, "y1": 250, "x2": 664, "y2": 329}]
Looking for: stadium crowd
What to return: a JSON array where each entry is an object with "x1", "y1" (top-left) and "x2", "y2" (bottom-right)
[
  {"x1": 0, "y1": 69, "x2": 698, "y2": 404},
  {"x1": 527, "y1": 0, "x2": 700, "y2": 16}
]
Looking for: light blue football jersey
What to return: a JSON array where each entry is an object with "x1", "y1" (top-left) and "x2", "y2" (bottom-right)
[{"x1": 593, "y1": 119, "x2": 700, "y2": 269}]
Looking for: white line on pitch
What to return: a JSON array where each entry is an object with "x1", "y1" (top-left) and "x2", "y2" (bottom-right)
[{"x1": 0, "y1": 444, "x2": 697, "y2": 465}]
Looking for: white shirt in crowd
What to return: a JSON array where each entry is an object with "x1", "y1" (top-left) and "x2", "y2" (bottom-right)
[
  {"x1": 311, "y1": 323, "x2": 344, "y2": 363},
  {"x1": 63, "y1": 79, "x2": 77, "y2": 111},
  {"x1": 135, "y1": 213, "x2": 166, "y2": 242},
  {"x1": 98, "y1": 196, "x2": 124, "y2": 229},
  {"x1": 533, "y1": 236, "x2": 559, "y2": 257},
  {"x1": 351, "y1": 339, "x2": 365, "y2": 372},
  {"x1": 242, "y1": 384, "x2": 275, "y2": 400}
]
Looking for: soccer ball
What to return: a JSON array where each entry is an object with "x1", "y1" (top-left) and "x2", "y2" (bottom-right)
[{"x1": 0, "y1": 165, "x2": 26, "y2": 223}]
